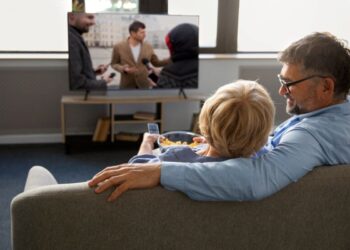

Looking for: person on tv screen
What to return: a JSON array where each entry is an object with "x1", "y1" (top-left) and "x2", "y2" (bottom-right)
[
  {"x1": 129, "y1": 80, "x2": 275, "y2": 164},
  {"x1": 110, "y1": 20, "x2": 170, "y2": 89},
  {"x1": 68, "y1": 13, "x2": 114, "y2": 90},
  {"x1": 156, "y1": 23, "x2": 199, "y2": 89}
]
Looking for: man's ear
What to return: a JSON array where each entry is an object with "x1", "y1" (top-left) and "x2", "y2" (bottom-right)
[
  {"x1": 322, "y1": 77, "x2": 335, "y2": 94},
  {"x1": 68, "y1": 13, "x2": 75, "y2": 24},
  {"x1": 321, "y1": 77, "x2": 337, "y2": 103}
]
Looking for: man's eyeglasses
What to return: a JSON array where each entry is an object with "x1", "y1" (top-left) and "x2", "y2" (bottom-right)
[{"x1": 277, "y1": 74, "x2": 329, "y2": 93}]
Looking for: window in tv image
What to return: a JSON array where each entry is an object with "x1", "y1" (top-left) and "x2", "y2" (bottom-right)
[{"x1": 68, "y1": 12, "x2": 199, "y2": 91}]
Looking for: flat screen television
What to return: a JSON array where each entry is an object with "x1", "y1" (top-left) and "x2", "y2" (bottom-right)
[{"x1": 68, "y1": 12, "x2": 199, "y2": 95}]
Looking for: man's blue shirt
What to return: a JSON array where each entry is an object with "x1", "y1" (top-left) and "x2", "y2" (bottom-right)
[{"x1": 160, "y1": 100, "x2": 350, "y2": 201}]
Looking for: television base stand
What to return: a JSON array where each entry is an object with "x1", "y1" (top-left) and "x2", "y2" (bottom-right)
[
  {"x1": 84, "y1": 89, "x2": 90, "y2": 101},
  {"x1": 178, "y1": 88, "x2": 187, "y2": 99}
]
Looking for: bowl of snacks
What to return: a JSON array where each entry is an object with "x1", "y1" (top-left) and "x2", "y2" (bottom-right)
[{"x1": 157, "y1": 131, "x2": 205, "y2": 151}]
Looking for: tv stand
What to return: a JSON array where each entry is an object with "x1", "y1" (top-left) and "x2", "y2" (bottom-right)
[
  {"x1": 61, "y1": 95, "x2": 206, "y2": 152},
  {"x1": 84, "y1": 89, "x2": 90, "y2": 101},
  {"x1": 178, "y1": 88, "x2": 187, "y2": 99}
]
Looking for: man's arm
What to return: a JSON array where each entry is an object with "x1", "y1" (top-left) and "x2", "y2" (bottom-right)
[
  {"x1": 88, "y1": 128, "x2": 324, "y2": 202},
  {"x1": 150, "y1": 53, "x2": 171, "y2": 67},
  {"x1": 110, "y1": 43, "x2": 134, "y2": 73},
  {"x1": 143, "y1": 43, "x2": 171, "y2": 67},
  {"x1": 161, "y1": 128, "x2": 324, "y2": 201},
  {"x1": 69, "y1": 39, "x2": 107, "y2": 90},
  {"x1": 110, "y1": 44, "x2": 124, "y2": 72}
]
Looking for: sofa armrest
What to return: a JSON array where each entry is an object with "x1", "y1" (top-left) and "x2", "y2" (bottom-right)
[
  {"x1": 24, "y1": 166, "x2": 58, "y2": 191},
  {"x1": 11, "y1": 165, "x2": 350, "y2": 250}
]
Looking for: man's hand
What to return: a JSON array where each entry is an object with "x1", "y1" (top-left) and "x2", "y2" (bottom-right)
[
  {"x1": 151, "y1": 66, "x2": 162, "y2": 76},
  {"x1": 95, "y1": 64, "x2": 109, "y2": 75},
  {"x1": 147, "y1": 78, "x2": 158, "y2": 88},
  {"x1": 122, "y1": 65, "x2": 138, "y2": 74},
  {"x1": 101, "y1": 74, "x2": 114, "y2": 84},
  {"x1": 88, "y1": 163, "x2": 161, "y2": 202}
]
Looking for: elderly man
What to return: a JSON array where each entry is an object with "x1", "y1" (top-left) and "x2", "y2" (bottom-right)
[{"x1": 89, "y1": 32, "x2": 350, "y2": 202}]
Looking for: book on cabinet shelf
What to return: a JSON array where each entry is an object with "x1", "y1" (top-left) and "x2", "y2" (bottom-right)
[
  {"x1": 92, "y1": 117, "x2": 110, "y2": 142},
  {"x1": 133, "y1": 111, "x2": 156, "y2": 121},
  {"x1": 115, "y1": 132, "x2": 140, "y2": 142}
]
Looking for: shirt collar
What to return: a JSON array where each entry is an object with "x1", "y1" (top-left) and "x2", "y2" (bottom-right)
[{"x1": 293, "y1": 97, "x2": 350, "y2": 120}]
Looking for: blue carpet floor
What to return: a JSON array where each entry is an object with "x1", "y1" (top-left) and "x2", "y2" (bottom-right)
[{"x1": 0, "y1": 144, "x2": 137, "y2": 250}]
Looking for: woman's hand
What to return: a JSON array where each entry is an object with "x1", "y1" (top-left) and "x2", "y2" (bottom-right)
[
  {"x1": 137, "y1": 133, "x2": 160, "y2": 155},
  {"x1": 193, "y1": 136, "x2": 207, "y2": 144},
  {"x1": 142, "y1": 132, "x2": 159, "y2": 144}
]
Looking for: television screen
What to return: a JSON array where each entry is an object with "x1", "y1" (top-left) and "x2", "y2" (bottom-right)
[{"x1": 68, "y1": 12, "x2": 199, "y2": 91}]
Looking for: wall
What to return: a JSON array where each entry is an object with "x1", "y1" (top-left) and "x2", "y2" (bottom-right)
[{"x1": 0, "y1": 57, "x2": 288, "y2": 144}]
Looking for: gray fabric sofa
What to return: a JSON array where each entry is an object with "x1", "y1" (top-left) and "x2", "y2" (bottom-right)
[{"x1": 11, "y1": 165, "x2": 350, "y2": 250}]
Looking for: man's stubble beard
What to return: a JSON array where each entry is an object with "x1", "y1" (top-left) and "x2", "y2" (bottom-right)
[{"x1": 285, "y1": 93, "x2": 301, "y2": 115}]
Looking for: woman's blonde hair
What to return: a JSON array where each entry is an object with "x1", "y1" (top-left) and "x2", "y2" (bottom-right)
[{"x1": 199, "y1": 80, "x2": 275, "y2": 158}]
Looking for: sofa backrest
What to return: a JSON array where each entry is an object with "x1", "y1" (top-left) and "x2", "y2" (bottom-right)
[{"x1": 11, "y1": 165, "x2": 350, "y2": 250}]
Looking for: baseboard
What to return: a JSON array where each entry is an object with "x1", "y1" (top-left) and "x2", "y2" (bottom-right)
[{"x1": 0, "y1": 133, "x2": 62, "y2": 144}]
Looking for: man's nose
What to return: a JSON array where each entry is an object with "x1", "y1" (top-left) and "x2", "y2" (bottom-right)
[{"x1": 278, "y1": 85, "x2": 288, "y2": 96}]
